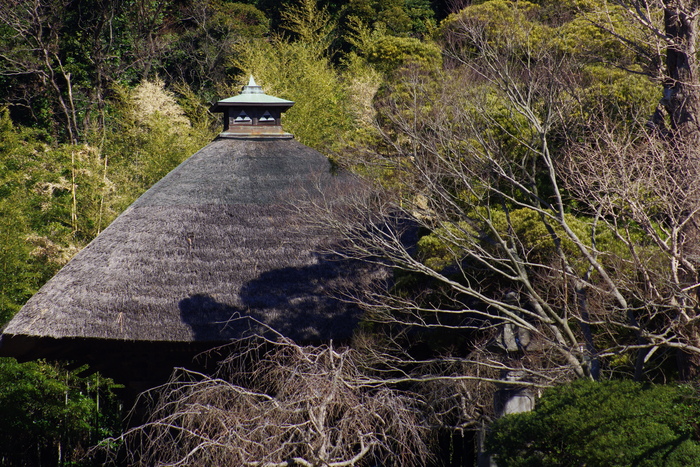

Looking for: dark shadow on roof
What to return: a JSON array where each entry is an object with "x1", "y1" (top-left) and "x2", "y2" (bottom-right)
[{"x1": 179, "y1": 251, "x2": 371, "y2": 343}]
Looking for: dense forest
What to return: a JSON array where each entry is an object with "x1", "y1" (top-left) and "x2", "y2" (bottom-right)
[{"x1": 2, "y1": 0, "x2": 700, "y2": 465}]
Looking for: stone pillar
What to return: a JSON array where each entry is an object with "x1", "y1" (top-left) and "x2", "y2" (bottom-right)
[{"x1": 494, "y1": 370, "x2": 536, "y2": 417}]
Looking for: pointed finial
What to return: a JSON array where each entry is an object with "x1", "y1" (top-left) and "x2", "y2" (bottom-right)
[{"x1": 241, "y1": 76, "x2": 263, "y2": 95}]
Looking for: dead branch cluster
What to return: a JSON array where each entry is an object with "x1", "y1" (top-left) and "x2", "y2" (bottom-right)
[{"x1": 108, "y1": 337, "x2": 430, "y2": 467}]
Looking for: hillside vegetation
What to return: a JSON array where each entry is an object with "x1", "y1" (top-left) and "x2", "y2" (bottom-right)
[{"x1": 3, "y1": 0, "x2": 700, "y2": 465}]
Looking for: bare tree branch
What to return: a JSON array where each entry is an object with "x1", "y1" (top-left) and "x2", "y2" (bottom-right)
[{"x1": 104, "y1": 336, "x2": 431, "y2": 467}]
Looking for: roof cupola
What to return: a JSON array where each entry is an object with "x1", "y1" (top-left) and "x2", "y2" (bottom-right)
[{"x1": 212, "y1": 76, "x2": 294, "y2": 139}]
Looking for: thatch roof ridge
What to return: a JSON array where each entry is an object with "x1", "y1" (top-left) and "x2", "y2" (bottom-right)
[{"x1": 2, "y1": 138, "x2": 371, "y2": 350}]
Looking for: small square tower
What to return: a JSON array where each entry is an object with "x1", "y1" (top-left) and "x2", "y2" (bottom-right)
[{"x1": 211, "y1": 76, "x2": 295, "y2": 138}]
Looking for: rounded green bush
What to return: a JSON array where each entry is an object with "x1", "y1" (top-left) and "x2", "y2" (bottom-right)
[{"x1": 487, "y1": 379, "x2": 700, "y2": 466}]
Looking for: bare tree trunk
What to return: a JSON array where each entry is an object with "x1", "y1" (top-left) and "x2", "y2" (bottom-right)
[
  {"x1": 615, "y1": 0, "x2": 700, "y2": 378},
  {"x1": 662, "y1": 1, "x2": 700, "y2": 379},
  {"x1": 661, "y1": 1, "x2": 700, "y2": 142}
]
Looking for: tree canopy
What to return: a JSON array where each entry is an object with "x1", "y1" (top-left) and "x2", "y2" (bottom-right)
[{"x1": 3, "y1": 0, "x2": 700, "y2": 465}]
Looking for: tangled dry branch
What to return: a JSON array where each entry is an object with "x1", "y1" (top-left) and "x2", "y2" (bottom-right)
[{"x1": 105, "y1": 336, "x2": 431, "y2": 467}]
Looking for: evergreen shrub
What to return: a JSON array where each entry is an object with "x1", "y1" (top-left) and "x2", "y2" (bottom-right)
[{"x1": 487, "y1": 379, "x2": 700, "y2": 466}]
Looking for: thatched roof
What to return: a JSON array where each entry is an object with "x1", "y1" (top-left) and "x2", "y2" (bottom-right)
[{"x1": 1, "y1": 138, "x2": 375, "y2": 364}]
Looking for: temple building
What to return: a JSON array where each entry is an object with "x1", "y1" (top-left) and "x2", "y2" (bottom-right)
[{"x1": 0, "y1": 78, "x2": 375, "y2": 393}]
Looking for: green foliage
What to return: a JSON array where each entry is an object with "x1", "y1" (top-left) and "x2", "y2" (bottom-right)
[
  {"x1": 103, "y1": 79, "x2": 213, "y2": 209},
  {"x1": 338, "y1": 0, "x2": 436, "y2": 43},
  {"x1": 217, "y1": 2, "x2": 270, "y2": 38},
  {"x1": 172, "y1": 81, "x2": 220, "y2": 137},
  {"x1": 343, "y1": 9, "x2": 441, "y2": 74},
  {"x1": 1, "y1": 139, "x2": 111, "y2": 252},
  {"x1": 0, "y1": 109, "x2": 40, "y2": 323},
  {"x1": 336, "y1": 55, "x2": 384, "y2": 155},
  {"x1": 0, "y1": 0, "x2": 143, "y2": 139},
  {"x1": 376, "y1": 0, "x2": 414, "y2": 37},
  {"x1": 525, "y1": 0, "x2": 598, "y2": 25},
  {"x1": 441, "y1": 0, "x2": 550, "y2": 53},
  {"x1": 418, "y1": 207, "x2": 618, "y2": 272},
  {"x1": 229, "y1": 36, "x2": 354, "y2": 153},
  {"x1": 487, "y1": 380, "x2": 700, "y2": 467},
  {"x1": 364, "y1": 35, "x2": 442, "y2": 73},
  {"x1": 0, "y1": 108, "x2": 109, "y2": 322},
  {"x1": 551, "y1": 8, "x2": 634, "y2": 63},
  {"x1": 0, "y1": 358, "x2": 122, "y2": 466},
  {"x1": 440, "y1": 0, "x2": 657, "y2": 131},
  {"x1": 167, "y1": 1, "x2": 270, "y2": 92},
  {"x1": 280, "y1": 0, "x2": 335, "y2": 52},
  {"x1": 0, "y1": 196, "x2": 35, "y2": 324},
  {"x1": 404, "y1": 0, "x2": 437, "y2": 36},
  {"x1": 574, "y1": 65, "x2": 658, "y2": 126}
]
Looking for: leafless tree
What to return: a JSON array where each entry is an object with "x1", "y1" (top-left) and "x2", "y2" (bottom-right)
[
  {"x1": 583, "y1": 0, "x2": 700, "y2": 377},
  {"x1": 0, "y1": 0, "x2": 177, "y2": 142},
  {"x1": 106, "y1": 334, "x2": 431, "y2": 467},
  {"x1": 562, "y1": 124, "x2": 700, "y2": 379},
  {"x1": 302, "y1": 7, "x2": 700, "y2": 434},
  {"x1": 601, "y1": 1, "x2": 700, "y2": 141},
  {"x1": 0, "y1": 0, "x2": 81, "y2": 142}
]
